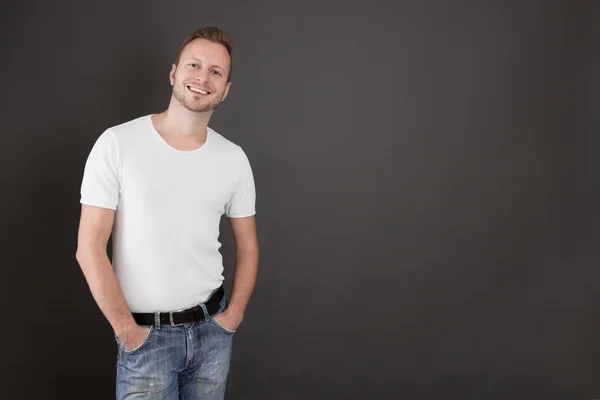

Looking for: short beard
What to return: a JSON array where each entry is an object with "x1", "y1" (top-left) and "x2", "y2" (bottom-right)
[{"x1": 173, "y1": 83, "x2": 224, "y2": 113}]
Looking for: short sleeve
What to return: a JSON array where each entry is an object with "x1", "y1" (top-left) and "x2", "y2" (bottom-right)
[
  {"x1": 225, "y1": 149, "x2": 256, "y2": 218},
  {"x1": 80, "y1": 129, "x2": 121, "y2": 210}
]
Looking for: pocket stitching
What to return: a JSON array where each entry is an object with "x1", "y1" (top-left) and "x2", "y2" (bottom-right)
[
  {"x1": 209, "y1": 316, "x2": 236, "y2": 334},
  {"x1": 119, "y1": 326, "x2": 155, "y2": 354}
]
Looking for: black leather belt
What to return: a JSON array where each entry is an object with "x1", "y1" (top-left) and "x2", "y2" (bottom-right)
[{"x1": 131, "y1": 286, "x2": 224, "y2": 326}]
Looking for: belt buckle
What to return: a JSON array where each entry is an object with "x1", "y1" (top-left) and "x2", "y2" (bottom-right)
[{"x1": 169, "y1": 310, "x2": 185, "y2": 326}]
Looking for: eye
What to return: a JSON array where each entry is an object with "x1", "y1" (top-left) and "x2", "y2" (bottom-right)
[
  {"x1": 211, "y1": 70, "x2": 222, "y2": 76},
  {"x1": 189, "y1": 63, "x2": 199, "y2": 68}
]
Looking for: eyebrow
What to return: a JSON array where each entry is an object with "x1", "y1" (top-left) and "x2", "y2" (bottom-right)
[{"x1": 185, "y1": 58, "x2": 225, "y2": 71}]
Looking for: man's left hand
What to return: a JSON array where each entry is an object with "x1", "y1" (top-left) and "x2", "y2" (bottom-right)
[{"x1": 213, "y1": 309, "x2": 243, "y2": 332}]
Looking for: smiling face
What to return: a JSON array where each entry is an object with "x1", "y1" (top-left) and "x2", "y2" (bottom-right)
[{"x1": 170, "y1": 38, "x2": 232, "y2": 113}]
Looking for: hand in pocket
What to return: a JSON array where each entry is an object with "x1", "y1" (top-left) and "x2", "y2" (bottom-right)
[{"x1": 118, "y1": 325, "x2": 151, "y2": 352}]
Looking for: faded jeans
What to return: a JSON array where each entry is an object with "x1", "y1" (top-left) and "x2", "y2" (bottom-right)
[{"x1": 115, "y1": 295, "x2": 235, "y2": 399}]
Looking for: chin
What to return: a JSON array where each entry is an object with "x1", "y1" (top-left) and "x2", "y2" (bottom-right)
[{"x1": 186, "y1": 103, "x2": 219, "y2": 113}]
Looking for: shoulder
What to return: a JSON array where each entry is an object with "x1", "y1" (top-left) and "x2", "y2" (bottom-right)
[
  {"x1": 207, "y1": 126, "x2": 249, "y2": 161},
  {"x1": 97, "y1": 115, "x2": 154, "y2": 154},
  {"x1": 106, "y1": 115, "x2": 150, "y2": 138}
]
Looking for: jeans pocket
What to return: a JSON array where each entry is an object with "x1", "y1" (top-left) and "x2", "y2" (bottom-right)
[
  {"x1": 209, "y1": 314, "x2": 236, "y2": 334},
  {"x1": 116, "y1": 326, "x2": 155, "y2": 355},
  {"x1": 208, "y1": 296, "x2": 236, "y2": 334}
]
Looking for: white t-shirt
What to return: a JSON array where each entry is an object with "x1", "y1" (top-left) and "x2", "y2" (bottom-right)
[{"x1": 80, "y1": 115, "x2": 256, "y2": 313}]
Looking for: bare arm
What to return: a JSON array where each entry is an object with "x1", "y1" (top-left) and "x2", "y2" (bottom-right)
[
  {"x1": 214, "y1": 215, "x2": 259, "y2": 330},
  {"x1": 75, "y1": 205, "x2": 145, "y2": 347}
]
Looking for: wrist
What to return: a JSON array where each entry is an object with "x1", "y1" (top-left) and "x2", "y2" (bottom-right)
[
  {"x1": 114, "y1": 320, "x2": 138, "y2": 338},
  {"x1": 226, "y1": 302, "x2": 246, "y2": 317}
]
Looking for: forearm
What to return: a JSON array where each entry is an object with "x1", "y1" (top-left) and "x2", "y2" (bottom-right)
[
  {"x1": 76, "y1": 250, "x2": 137, "y2": 336},
  {"x1": 227, "y1": 244, "x2": 259, "y2": 316}
]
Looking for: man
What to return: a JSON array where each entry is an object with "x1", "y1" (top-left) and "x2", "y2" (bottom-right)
[{"x1": 75, "y1": 26, "x2": 259, "y2": 399}]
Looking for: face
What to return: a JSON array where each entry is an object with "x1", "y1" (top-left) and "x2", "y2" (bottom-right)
[{"x1": 170, "y1": 38, "x2": 232, "y2": 113}]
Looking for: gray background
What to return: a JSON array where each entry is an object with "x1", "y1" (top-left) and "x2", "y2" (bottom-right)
[{"x1": 1, "y1": 0, "x2": 599, "y2": 399}]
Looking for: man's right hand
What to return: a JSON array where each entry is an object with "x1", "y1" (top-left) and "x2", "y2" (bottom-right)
[{"x1": 118, "y1": 325, "x2": 151, "y2": 352}]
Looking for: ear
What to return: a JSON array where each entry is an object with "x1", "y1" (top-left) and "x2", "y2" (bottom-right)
[
  {"x1": 169, "y1": 64, "x2": 177, "y2": 85},
  {"x1": 221, "y1": 81, "x2": 232, "y2": 102}
]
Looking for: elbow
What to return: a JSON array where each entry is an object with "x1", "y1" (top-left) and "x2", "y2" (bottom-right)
[
  {"x1": 241, "y1": 241, "x2": 259, "y2": 255},
  {"x1": 75, "y1": 248, "x2": 87, "y2": 265},
  {"x1": 242, "y1": 243, "x2": 260, "y2": 262},
  {"x1": 75, "y1": 246, "x2": 96, "y2": 267}
]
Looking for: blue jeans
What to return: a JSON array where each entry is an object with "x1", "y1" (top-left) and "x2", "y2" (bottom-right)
[{"x1": 115, "y1": 295, "x2": 235, "y2": 399}]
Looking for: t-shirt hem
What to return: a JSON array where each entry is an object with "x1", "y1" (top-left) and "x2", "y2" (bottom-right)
[
  {"x1": 80, "y1": 199, "x2": 117, "y2": 210},
  {"x1": 226, "y1": 211, "x2": 256, "y2": 218}
]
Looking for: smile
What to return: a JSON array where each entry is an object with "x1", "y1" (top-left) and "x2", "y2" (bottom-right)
[{"x1": 187, "y1": 85, "x2": 211, "y2": 95}]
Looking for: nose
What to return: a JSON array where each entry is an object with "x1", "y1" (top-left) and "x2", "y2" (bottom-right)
[{"x1": 194, "y1": 69, "x2": 210, "y2": 82}]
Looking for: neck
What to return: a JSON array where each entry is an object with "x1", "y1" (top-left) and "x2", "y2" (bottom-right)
[{"x1": 155, "y1": 96, "x2": 214, "y2": 138}]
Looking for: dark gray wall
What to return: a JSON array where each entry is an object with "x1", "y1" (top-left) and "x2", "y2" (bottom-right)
[{"x1": 1, "y1": 1, "x2": 599, "y2": 399}]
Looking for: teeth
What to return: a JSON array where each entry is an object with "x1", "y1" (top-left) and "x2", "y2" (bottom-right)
[{"x1": 188, "y1": 86, "x2": 209, "y2": 95}]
